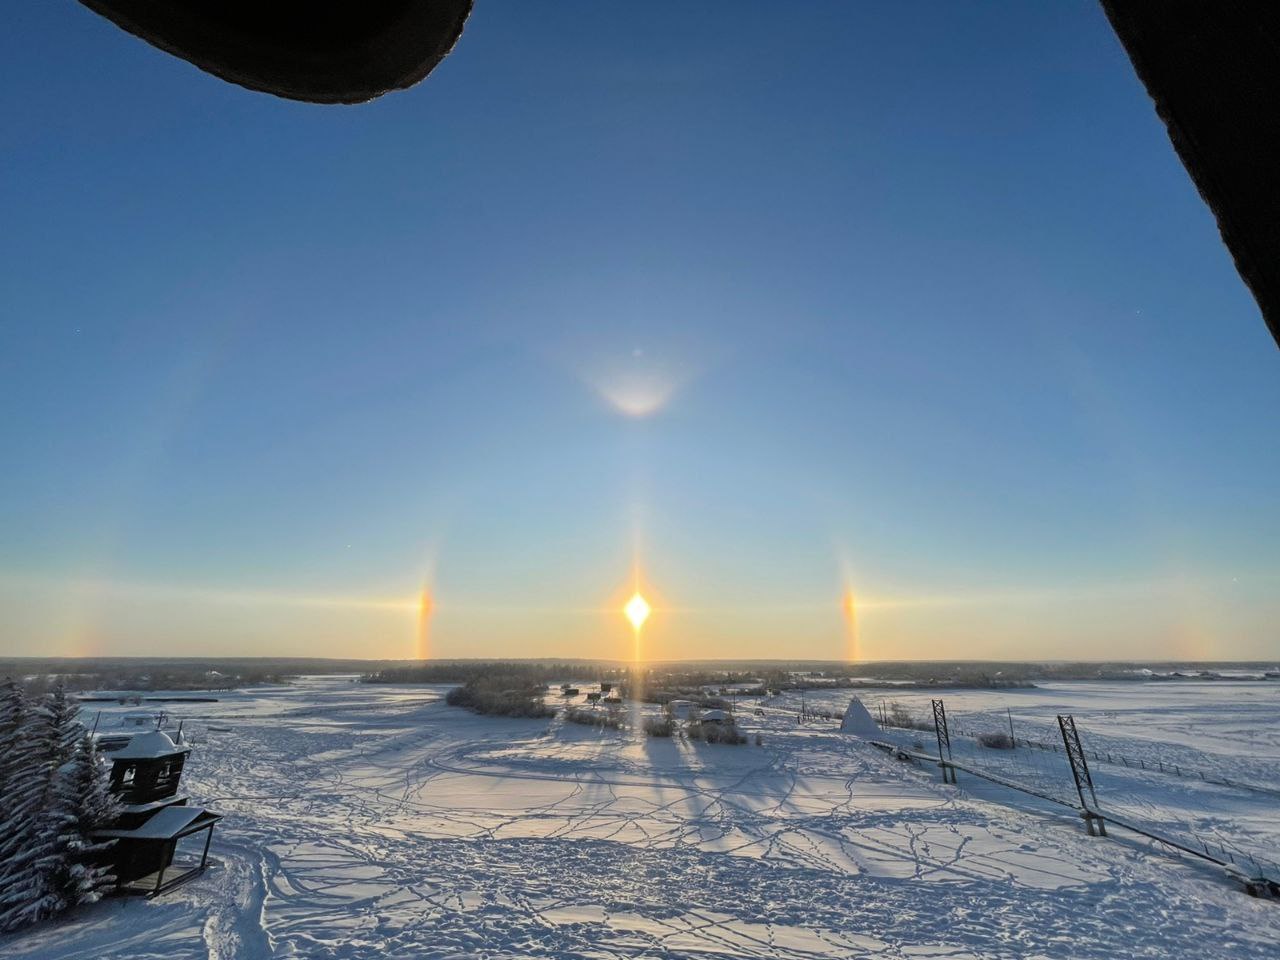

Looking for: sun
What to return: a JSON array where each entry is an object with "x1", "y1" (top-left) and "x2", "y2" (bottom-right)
[{"x1": 624, "y1": 592, "x2": 651, "y2": 630}]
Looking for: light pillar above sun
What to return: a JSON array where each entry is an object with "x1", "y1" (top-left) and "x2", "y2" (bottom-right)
[
  {"x1": 842, "y1": 588, "x2": 858, "y2": 662},
  {"x1": 416, "y1": 587, "x2": 434, "y2": 660}
]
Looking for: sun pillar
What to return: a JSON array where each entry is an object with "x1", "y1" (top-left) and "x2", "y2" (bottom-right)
[
  {"x1": 842, "y1": 588, "x2": 858, "y2": 663},
  {"x1": 623, "y1": 586, "x2": 652, "y2": 721},
  {"x1": 416, "y1": 587, "x2": 434, "y2": 660}
]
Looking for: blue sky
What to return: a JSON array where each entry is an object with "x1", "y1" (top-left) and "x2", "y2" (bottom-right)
[{"x1": 2, "y1": 1, "x2": 1277, "y2": 661}]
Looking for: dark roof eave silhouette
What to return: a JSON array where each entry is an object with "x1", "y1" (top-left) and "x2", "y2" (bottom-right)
[
  {"x1": 74, "y1": 2, "x2": 1280, "y2": 351},
  {"x1": 1101, "y1": 1, "x2": 1280, "y2": 351},
  {"x1": 76, "y1": 0, "x2": 474, "y2": 104}
]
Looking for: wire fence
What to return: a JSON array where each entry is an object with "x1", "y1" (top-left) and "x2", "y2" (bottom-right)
[
  {"x1": 859, "y1": 697, "x2": 1280, "y2": 892},
  {"x1": 864, "y1": 704, "x2": 1280, "y2": 799}
]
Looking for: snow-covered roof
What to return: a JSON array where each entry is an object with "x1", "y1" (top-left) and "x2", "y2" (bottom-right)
[
  {"x1": 94, "y1": 733, "x2": 134, "y2": 752},
  {"x1": 111, "y1": 730, "x2": 189, "y2": 760},
  {"x1": 96, "y1": 805, "x2": 219, "y2": 840},
  {"x1": 120, "y1": 795, "x2": 189, "y2": 815},
  {"x1": 700, "y1": 709, "x2": 730, "y2": 722}
]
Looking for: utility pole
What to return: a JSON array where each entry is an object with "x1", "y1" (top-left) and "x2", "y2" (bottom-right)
[
  {"x1": 1058, "y1": 714, "x2": 1107, "y2": 837},
  {"x1": 931, "y1": 699, "x2": 956, "y2": 784}
]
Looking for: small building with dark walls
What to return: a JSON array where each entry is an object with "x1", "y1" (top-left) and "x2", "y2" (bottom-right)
[{"x1": 95, "y1": 729, "x2": 221, "y2": 896}]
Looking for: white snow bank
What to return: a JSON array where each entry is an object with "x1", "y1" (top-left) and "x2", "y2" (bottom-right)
[{"x1": 839, "y1": 695, "x2": 882, "y2": 736}]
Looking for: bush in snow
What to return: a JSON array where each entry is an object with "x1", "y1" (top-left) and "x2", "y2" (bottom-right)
[
  {"x1": 642, "y1": 716, "x2": 673, "y2": 738},
  {"x1": 0, "y1": 679, "x2": 120, "y2": 932},
  {"x1": 686, "y1": 720, "x2": 747, "y2": 745},
  {"x1": 977, "y1": 732, "x2": 1014, "y2": 749},
  {"x1": 884, "y1": 701, "x2": 933, "y2": 731},
  {"x1": 445, "y1": 675, "x2": 556, "y2": 718},
  {"x1": 563, "y1": 707, "x2": 624, "y2": 730}
]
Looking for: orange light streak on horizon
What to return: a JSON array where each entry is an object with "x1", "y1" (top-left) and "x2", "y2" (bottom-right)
[
  {"x1": 416, "y1": 587, "x2": 434, "y2": 660},
  {"x1": 842, "y1": 589, "x2": 858, "y2": 662}
]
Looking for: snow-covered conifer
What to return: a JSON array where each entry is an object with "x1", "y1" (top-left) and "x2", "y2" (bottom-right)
[
  {"x1": 0, "y1": 679, "x2": 47, "y2": 932},
  {"x1": 0, "y1": 677, "x2": 28, "y2": 804},
  {"x1": 37, "y1": 735, "x2": 121, "y2": 913},
  {"x1": 40, "y1": 681, "x2": 82, "y2": 770},
  {"x1": 0, "y1": 681, "x2": 90, "y2": 931}
]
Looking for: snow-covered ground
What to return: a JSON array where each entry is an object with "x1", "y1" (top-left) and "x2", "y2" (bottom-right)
[
  {"x1": 784, "y1": 680, "x2": 1280, "y2": 874},
  {"x1": 5, "y1": 677, "x2": 1280, "y2": 959}
]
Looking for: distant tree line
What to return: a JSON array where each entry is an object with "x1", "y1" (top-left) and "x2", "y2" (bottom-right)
[
  {"x1": 0, "y1": 679, "x2": 120, "y2": 932},
  {"x1": 0, "y1": 658, "x2": 321, "y2": 694},
  {"x1": 7, "y1": 658, "x2": 1272, "y2": 698},
  {"x1": 363, "y1": 662, "x2": 624, "y2": 686}
]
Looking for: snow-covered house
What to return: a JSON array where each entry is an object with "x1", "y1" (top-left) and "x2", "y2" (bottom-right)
[
  {"x1": 95, "y1": 712, "x2": 163, "y2": 753},
  {"x1": 699, "y1": 709, "x2": 730, "y2": 724},
  {"x1": 108, "y1": 731, "x2": 189, "y2": 809},
  {"x1": 93, "y1": 730, "x2": 221, "y2": 896},
  {"x1": 666, "y1": 699, "x2": 696, "y2": 720}
]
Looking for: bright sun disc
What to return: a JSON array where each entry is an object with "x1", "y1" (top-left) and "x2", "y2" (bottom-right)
[{"x1": 624, "y1": 593, "x2": 651, "y2": 630}]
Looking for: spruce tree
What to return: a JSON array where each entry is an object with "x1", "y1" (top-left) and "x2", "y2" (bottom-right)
[
  {"x1": 0, "y1": 681, "x2": 91, "y2": 930},
  {"x1": 0, "y1": 678, "x2": 27, "y2": 810},
  {"x1": 0, "y1": 680, "x2": 46, "y2": 932},
  {"x1": 41, "y1": 681, "x2": 82, "y2": 769},
  {"x1": 38, "y1": 736, "x2": 121, "y2": 912},
  {"x1": 24, "y1": 682, "x2": 91, "y2": 924}
]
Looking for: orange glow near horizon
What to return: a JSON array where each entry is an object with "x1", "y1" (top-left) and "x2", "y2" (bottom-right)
[
  {"x1": 416, "y1": 588, "x2": 434, "y2": 660},
  {"x1": 9, "y1": 560, "x2": 1258, "y2": 661},
  {"x1": 842, "y1": 588, "x2": 858, "y2": 662}
]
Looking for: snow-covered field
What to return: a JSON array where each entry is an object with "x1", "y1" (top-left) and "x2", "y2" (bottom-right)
[
  {"x1": 785, "y1": 682, "x2": 1280, "y2": 881},
  {"x1": 5, "y1": 677, "x2": 1280, "y2": 959}
]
